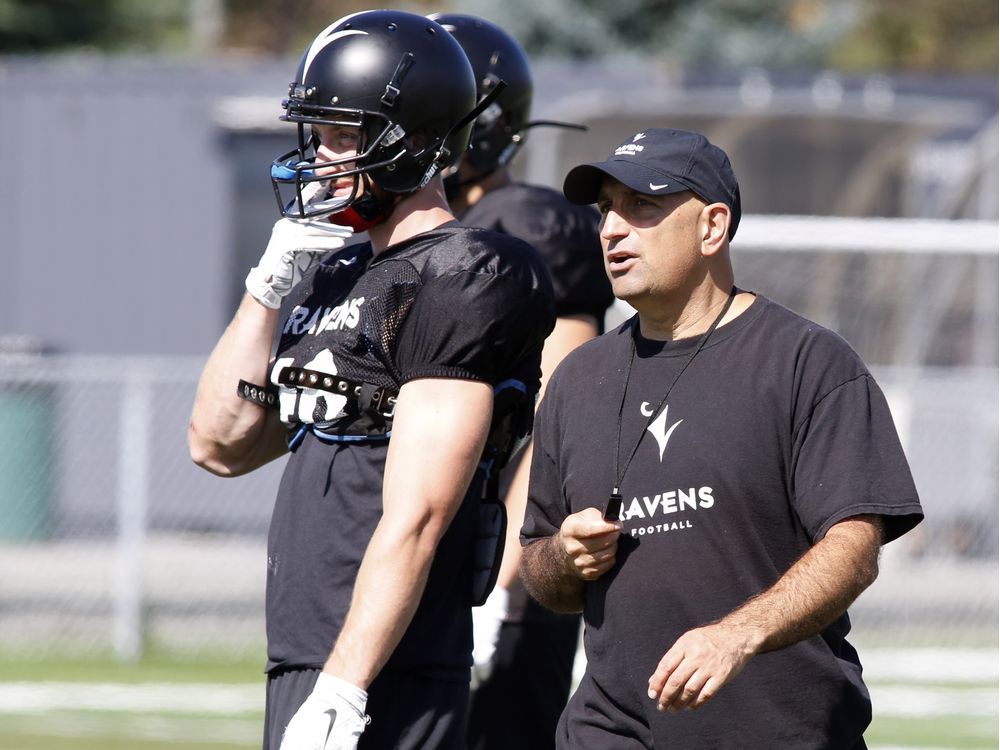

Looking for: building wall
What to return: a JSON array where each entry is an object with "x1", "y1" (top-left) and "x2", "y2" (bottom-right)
[
  {"x1": 0, "y1": 57, "x2": 995, "y2": 356},
  {"x1": 0, "y1": 57, "x2": 291, "y2": 355}
]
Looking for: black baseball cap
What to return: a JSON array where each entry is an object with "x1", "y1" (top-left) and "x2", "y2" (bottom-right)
[{"x1": 563, "y1": 128, "x2": 741, "y2": 239}]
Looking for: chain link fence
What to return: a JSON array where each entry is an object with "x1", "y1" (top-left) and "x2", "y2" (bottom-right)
[
  {"x1": 0, "y1": 355, "x2": 283, "y2": 661},
  {"x1": 0, "y1": 219, "x2": 996, "y2": 662},
  {"x1": 0, "y1": 363, "x2": 993, "y2": 659}
]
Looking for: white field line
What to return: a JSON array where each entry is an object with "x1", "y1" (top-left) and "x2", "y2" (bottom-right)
[
  {"x1": 862, "y1": 648, "x2": 999, "y2": 683},
  {"x1": 869, "y1": 684, "x2": 998, "y2": 718},
  {"x1": 566, "y1": 647, "x2": 1000, "y2": 721},
  {"x1": 0, "y1": 682, "x2": 262, "y2": 713},
  {"x1": 0, "y1": 680, "x2": 996, "y2": 722},
  {"x1": 0, "y1": 650, "x2": 995, "y2": 727},
  {"x1": 0, "y1": 711, "x2": 261, "y2": 745},
  {"x1": 568, "y1": 644, "x2": 999, "y2": 697},
  {"x1": 570, "y1": 648, "x2": 1000, "y2": 695}
]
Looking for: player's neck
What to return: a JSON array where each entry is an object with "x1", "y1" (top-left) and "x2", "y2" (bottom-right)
[{"x1": 368, "y1": 179, "x2": 455, "y2": 255}]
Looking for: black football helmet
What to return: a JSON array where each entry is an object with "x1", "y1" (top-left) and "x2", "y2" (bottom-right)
[
  {"x1": 429, "y1": 13, "x2": 533, "y2": 174},
  {"x1": 271, "y1": 10, "x2": 478, "y2": 230}
]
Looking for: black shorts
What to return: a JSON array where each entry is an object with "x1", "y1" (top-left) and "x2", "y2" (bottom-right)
[{"x1": 264, "y1": 666, "x2": 470, "y2": 750}]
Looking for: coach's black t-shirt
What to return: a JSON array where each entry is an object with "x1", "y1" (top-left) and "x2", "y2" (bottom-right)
[
  {"x1": 522, "y1": 295, "x2": 923, "y2": 749},
  {"x1": 265, "y1": 224, "x2": 554, "y2": 678},
  {"x1": 459, "y1": 182, "x2": 613, "y2": 322}
]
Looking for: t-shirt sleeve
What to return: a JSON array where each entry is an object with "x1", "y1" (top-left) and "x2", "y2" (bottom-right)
[
  {"x1": 514, "y1": 206, "x2": 613, "y2": 322},
  {"x1": 520, "y1": 384, "x2": 570, "y2": 544},
  {"x1": 393, "y1": 268, "x2": 551, "y2": 384},
  {"x1": 791, "y1": 373, "x2": 923, "y2": 544}
]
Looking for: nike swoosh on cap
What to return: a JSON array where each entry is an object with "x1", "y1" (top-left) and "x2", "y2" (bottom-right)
[{"x1": 649, "y1": 182, "x2": 670, "y2": 191}]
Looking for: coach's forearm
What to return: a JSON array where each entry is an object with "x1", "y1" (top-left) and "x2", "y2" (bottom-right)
[
  {"x1": 720, "y1": 515, "x2": 883, "y2": 655},
  {"x1": 520, "y1": 536, "x2": 585, "y2": 614}
]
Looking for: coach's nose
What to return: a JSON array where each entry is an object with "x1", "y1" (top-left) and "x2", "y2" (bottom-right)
[{"x1": 600, "y1": 207, "x2": 630, "y2": 243}]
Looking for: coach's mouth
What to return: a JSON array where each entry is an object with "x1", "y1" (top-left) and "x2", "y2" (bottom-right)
[{"x1": 606, "y1": 249, "x2": 637, "y2": 273}]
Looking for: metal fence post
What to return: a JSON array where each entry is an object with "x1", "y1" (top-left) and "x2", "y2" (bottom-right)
[{"x1": 114, "y1": 373, "x2": 151, "y2": 662}]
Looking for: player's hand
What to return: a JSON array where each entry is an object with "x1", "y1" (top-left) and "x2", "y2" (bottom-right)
[
  {"x1": 279, "y1": 673, "x2": 370, "y2": 750},
  {"x1": 557, "y1": 507, "x2": 622, "y2": 581},
  {"x1": 647, "y1": 622, "x2": 755, "y2": 713},
  {"x1": 246, "y1": 216, "x2": 354, "y2": 309},
  {"x1": 245, "y1": 181, "x2": 354, "y2": 309},
  {"x1": 471, "y1": 585, "x2": 509, "y2": 689}
]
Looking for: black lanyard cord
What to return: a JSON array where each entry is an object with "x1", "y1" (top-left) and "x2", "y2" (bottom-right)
[{"x1": 606, "y1": 287, "x2": 737, "y2": 518}]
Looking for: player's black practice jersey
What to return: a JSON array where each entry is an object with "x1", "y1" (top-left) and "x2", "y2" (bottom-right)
[
  {"x1": 523, "y1": 295, "x2": 923, "y2": 749},
  {"x1": 265, "y1": 223, "x2": 554, "y2": 677},
  {"x1": 459, "y1": 182, "x2": 613, "y2": 323}
]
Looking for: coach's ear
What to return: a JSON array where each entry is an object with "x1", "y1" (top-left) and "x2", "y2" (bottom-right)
[{"x1": 700, "y1": 203, "x2": 730, "y2": 258}]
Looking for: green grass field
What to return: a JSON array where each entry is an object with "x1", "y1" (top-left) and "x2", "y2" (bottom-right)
[
  {"x1": 867, "y1": 715, "x2": 998, "y2": 750},
  {"x1": 0, "y1": 648, "x2": 996, "y2": 750},
  {"x1": 0, "y1": 652, "x2": 262, "y2": 750}
]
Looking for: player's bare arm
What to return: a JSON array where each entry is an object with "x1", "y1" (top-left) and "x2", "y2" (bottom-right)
[
  {"x1": 647, "y1": 514, "x2": 884, "y2": 713},
  {"x1": 190, "y1": 182, "x2": 354, "y2": 478},
  {"x1": 322, "y1": 376, "x2": 494, "y2": 688},
  {"x1": 521, "y1": 507, "x2": 622, "y2": 614},
  {"x1": 188, "y1": 293, "x2": 289, "y2": 476}
]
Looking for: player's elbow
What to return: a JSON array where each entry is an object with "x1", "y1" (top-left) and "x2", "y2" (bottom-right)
[
  {"x1": 188, "y1": 439, "x2": 234, "y2": 477},
  {"x1": 415, "y1": 505, "x2": 455, "y2": 556},
  {"x1": 187, "y1": 423, "x2": 249, "y2": 477},
  {"x1": 379, "y1": 507, "x2": 450, "y2": 568}
]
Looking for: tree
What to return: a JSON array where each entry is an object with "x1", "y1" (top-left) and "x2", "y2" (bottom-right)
[
  {"x1": 830, "y1": 0, "x2": 999, "y2": 73},
  {"x1": 2, "y1": 0, "x2": 994, "y2": 73},
  {"x1": 0, "y1": 0, "x2": 195, "y2": 53},
  {"x1": 454, "y1": 0, "x2": 998, "y2": 73}
]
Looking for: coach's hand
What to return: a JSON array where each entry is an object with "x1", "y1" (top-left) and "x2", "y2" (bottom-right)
[
  {"x1": 557, "y1": 507, "x2": 622, "y2": 581},
  {"x1": 471, "y1": 585, "x2": 509, "y2": 688},
  {"x1": 646, "y1": 621, "x2": 754, "y2": 714},
  {"x1": 279, "y1": 673, "x2": 369, "y2": 750}
]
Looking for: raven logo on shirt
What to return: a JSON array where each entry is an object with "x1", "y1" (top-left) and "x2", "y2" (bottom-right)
[{"x1": 641, "y1": 402, "x2": 683, "y2": 461}]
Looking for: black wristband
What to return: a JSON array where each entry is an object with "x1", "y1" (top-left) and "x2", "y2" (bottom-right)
[{"x1": 237, "y1": 379, "x2": 279, "y2": 409}]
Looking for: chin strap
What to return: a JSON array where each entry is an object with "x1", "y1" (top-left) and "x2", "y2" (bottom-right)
[
  {"x1": 328, "y1": 205, "x2": 387, "y2": 233},
  {"x1": 327, "y1": 173, "x2": 402, "y2": 232}
]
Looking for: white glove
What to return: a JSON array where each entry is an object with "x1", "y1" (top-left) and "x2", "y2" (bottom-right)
[
  {"x1": 245, "y1": 216, "x2": 354, "y2": 309},
  {"x1": 471, "y1": 585, "x2": 509, "y2": 689},
  {"x1": 279, "y1": 673, "x2": 369, "y2": 750}
]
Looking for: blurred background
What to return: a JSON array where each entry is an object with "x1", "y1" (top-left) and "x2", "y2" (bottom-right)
[{"x1": 0, "y1": 1, "x2": 996, "y2": 748}]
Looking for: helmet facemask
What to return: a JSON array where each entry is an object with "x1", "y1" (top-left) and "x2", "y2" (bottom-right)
[{"x1": 270, "y1": 98, "x2": 408, "y2": 229}]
